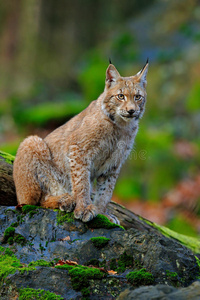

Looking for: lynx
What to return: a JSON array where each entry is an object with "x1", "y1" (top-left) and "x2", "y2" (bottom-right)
[{"x1": 13, "y1": 61, "x2": 148, "y2": 224}]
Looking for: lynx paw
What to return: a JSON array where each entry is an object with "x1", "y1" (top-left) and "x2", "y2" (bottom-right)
[
  {"x1": 59, "y1": 195, "x2": 75, "y2": 212},
  {"x1": 74, "y1": 204, "x2": 97, "y2": 222}
]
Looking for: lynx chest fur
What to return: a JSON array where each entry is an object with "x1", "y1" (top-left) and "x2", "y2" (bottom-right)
[{"x1": 13, "y1": 61, "x2": 148, "y2": 224}]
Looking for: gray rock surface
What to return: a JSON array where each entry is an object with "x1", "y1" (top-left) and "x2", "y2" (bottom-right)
[
  {"x1": 117, "y1": 281, "x2": 200, "y2": 300},
  {"x1": 0, "y1": 205, "x2": 200, "y2": 299}
]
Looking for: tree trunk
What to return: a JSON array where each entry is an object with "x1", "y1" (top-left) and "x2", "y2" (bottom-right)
[{"x1": 0, "y1": 155, "x2": 17, "y2": 206}]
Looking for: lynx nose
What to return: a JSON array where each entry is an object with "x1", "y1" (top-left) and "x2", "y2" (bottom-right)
[{"x1": 128, "y1": 109, "x2": 135, "y2": 115}]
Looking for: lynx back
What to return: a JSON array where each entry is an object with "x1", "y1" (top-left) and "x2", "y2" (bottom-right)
[{"x1": 13, "y1": 61, "x2": 148, "y2": 224}]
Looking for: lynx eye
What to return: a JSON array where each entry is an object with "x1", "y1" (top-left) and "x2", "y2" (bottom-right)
[
  {"x1": 134, "y1": 94, "x2": 142, "y2": 101},
  {"x1": 117, "y1": 94, "x2": 125, "y2": 100}
]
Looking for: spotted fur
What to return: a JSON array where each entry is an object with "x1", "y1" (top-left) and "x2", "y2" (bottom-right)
[{"x1": 13, "y1": 62, "x2": 148, "y2": 224}]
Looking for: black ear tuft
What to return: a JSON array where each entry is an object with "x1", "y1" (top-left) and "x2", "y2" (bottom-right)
[
  {"x1": 141, "y1": 58, "x2": 149, "y2": 73},
  {"x1": 109, "y1": 58, "x2": 112, "y2": 64}
]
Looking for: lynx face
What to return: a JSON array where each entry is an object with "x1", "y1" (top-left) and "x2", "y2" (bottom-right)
[{"x1": 102, "y1": 62, "x2": 148, "y2": 124}]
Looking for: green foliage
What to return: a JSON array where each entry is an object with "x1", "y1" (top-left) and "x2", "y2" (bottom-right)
[
  {"x1": 87, "y1": 214, "x2": 124, "y2": 230},
  {"x1": 14, "y1": 96, "x2": 86, "y2": 127},
  {"x1": 143, "y1": 218, "x2": 200, "y2": 253},
  {"x1": 0, "y1": 151, "x2": 15, "y2": 164},
  {"x1": 78, "y1": 52, "x2": 108, "y2": 102},
  {"x1": 111, "y1": 31, "x2": 138, "y2": 63},
  {"x1": 186, "y1": 82, "x2": 200, "y2": 112},
  {"x1": 167, "y1": 214, "x2": 198, "y2": 238},
  {"x1": 90, "y1": 237, "x2": 110, "y2": 249},
  {"x1": 18, "y1": 288, "x2": 63, "y2": 300},
  {"x1": 126, "y1": 268, "x2": 154, "y2": 286},
  {"x1": 0, "y1": 141, "x2": 20, "y2": 156}
]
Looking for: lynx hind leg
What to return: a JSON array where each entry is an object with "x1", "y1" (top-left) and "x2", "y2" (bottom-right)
[
  {"x1": 13, "y1": 135, "x2": 48, "y2": 205},
  {"x1": 40, "y1": 193, "x2": 76, "y2": 212}
]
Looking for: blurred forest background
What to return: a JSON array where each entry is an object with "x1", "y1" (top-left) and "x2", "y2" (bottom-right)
[{"x1": 0, "y1": 0, "x2": 200, "y2": 237}]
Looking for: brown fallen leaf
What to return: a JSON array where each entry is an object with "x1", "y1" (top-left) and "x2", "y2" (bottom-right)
[
  {"x1": 108, "y1": 270, "x2": 118, "y2": 275},
  {"x1": 58, "y1": 236, "x2": 71, "y2": 241},
  {"x1": 55, "y1": 259, "x2": 78, "y2": 266},
  {"x1": 65, "y1": 260, "x2": 78, "y2": 266}
]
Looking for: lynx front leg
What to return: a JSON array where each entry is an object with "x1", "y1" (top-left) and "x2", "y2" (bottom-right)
[
  {"x1": 94, "y1": 172, "x2": 120, "y2": 224},
  {"x1": 68, "y1": 145, "x2": 97, "y2": 222}
]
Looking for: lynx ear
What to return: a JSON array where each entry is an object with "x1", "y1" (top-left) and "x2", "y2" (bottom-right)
[
  {"x1": 106, "y1": 64, "x2": 120, "y2": 88},
  {"x1": 136, "y1": 59, "x2": 149, "y2": 88}
]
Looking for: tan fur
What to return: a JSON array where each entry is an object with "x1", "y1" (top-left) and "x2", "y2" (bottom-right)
[{"x1": 13, "y1": 62, "x2": 148, "y2": 223}]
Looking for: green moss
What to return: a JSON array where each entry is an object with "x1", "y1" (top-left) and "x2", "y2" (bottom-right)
[
  {"x1": 87, "y1": 214, "x2": 124, "y2": 230},
  {"x1": 14, "y1": 234, "x2": 26, "y2": 246},
  {"x1": 81, "y1": 287, "x2": 90, "y2": 297},
  {"x1": 11, "y1": 222, "x2": 19, "y2": 228},
  {"x1": 21, "y1": 205, "x2": 39, "y2": 217},
  {"x1": 142, "y1": 217, "x2": 200, "y2": 253},
  {"x1": 195, "y1": 256, "x2": 200, "y2": 279},
  {"x1": 68, "y1": 265, "x2": 106, "y2": 291},
  {"x1": 166, "y1": 270, "x2": 178, "y2": 280},
  {"x1": 0, "y1": 150, "x2": 15, "y2": 164},
  {"x1": 56, "y1": 211, "x2": 74, "y2": 225},
  {"x1": 17, "y1": 215, "x2": 25, "y2": 224},
  {"x1": 195, "y1": 256, "x2": 200, "y2": 269},
  {"x1": 55, "y1": 264, "x2": 74, "y2": 271},
  {"x1": 86, "y1": 259, "x2": 100, "y2": 267},
  {"x1": 99, "y1": 259, "x2": 107, "y2": 269},
  {"x1": 117, "y1": 252, "x2": 133, "y2": 273},
  {"x1": 3, "y1": 227, "x2": 15, "y2": 243},
  {"x1": 90, "y1": 237, "x2": 110, "y2": 249},
  {"x1": 18, "y1": 287, "x2": 64, "y2": 300},
  {"x1": 39, "y1": 243, "x2": 46, "y2": 252},
  {"x1": 3, "y1": 227, "x2": 26, "y2": 246},
  {"x1": 28, "y1": 259, "x2": 54, "y2": 267},
  {"x1": 0, "y1": 248, "x2": 22, "y2": 281},
  {"x1": 55, "y1": 263, "x2": 106, "y2": 296},
  {"x1": 126, "y1": 268, "x2": 154, "y2": 286},
  {"x1": 7, "y1": 237, "x2": 14, "y2": 245},
  {"x1": 0, "y1": 246, "x2": 4, "y2": 252},
  {"x1": 110, "y1": 259, "x2": 117, "y2": 271}
]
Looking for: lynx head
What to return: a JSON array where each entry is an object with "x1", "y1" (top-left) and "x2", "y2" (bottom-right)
[{"x1": 102, "y1": 60, "x2": 148, "y2": 125}]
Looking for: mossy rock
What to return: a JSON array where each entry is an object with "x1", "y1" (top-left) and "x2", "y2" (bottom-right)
[
  {"x1": 3, "y1": 226, "x2": 26, "y2": 246},
  {"x1": 18, "y1": 287, "x2": 64, "y2": 300},
  {"x1": 117, "y1": 251, "x2": 134, "y2": 273},
  {"x1": 68, "y1": 265, "x2": 106, "y2": 291},
  {"x1": 87, "y1": 214, "x2": 124, "y2": 230},
  {"x1": 56, "y1": 211, "x2": 74, "y2": 225},
  {"x1": 126, "y1": 268, "x2": 154, "y2": 286},
  {"x1": 90, "y1": 237, "x2": 110, "y2": 249},
  {"x1": 0, "y1": 151, "x2": 15, "y2": 164}
]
